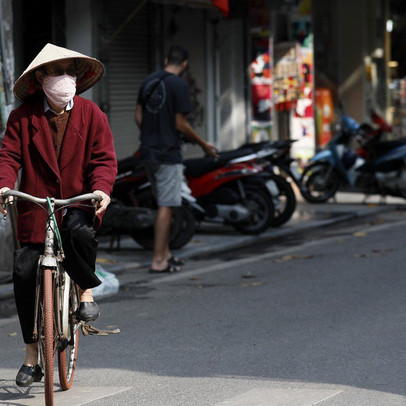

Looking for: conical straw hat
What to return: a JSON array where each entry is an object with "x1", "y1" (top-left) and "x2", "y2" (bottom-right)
[{"x1": 13, "y1": 43, "x2": 104, "y2": 102}]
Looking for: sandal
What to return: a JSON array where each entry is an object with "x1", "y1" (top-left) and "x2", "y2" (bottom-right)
[
  {"x1": 149, "y1": 264, "x2": 180, "y2": 274},
  {"x1": 168, "y1": 256, "x2": 185, "y2": 266}
]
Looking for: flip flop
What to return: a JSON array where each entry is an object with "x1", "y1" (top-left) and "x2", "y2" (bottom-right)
[
  {"x1": 149, "y1": 264, "x2": 180, "y2": 274},
  {"x1": 168, "y1": 256, "x2": 185, "y2": 266}
]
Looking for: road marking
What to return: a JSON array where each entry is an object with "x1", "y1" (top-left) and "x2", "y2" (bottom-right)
[
  {"x1": 151, "y1": 217, "x2": 406, "y2": 285},
  {"x1": 213, "y1": 388, "x2": 343, "y2": 406},
  {"x1": 313, "y1": 390, "x2": 344, "y2": 404},
  {"x1": 0, "y1": 385, "x2": 131, "y2": 406}
]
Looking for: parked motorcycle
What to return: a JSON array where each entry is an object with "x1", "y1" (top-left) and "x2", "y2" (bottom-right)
[
  {"x1": 112, "y1": 155, "x2": 197, "y2": 250},
  {"x1": 238, "y1": 140, "x2": 299, "y2": 226},
  {"x1": 301, "y1": 112, "x2": 406, "y2": 202},
  {"x1": 98, "y1": 199, "x2": 155, "y2": 249},
  {"x1": 184, "y1": 149, "x2": 275, "y2": 234}
]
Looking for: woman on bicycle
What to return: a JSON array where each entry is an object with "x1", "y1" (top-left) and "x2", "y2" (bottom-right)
[{"x1": 0, "y1": 43, "x2": 117, "y2": 387}]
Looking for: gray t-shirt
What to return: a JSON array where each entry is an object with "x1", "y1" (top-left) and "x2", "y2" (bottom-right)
[{"x1": 137, "y1": 70, "x2": 192, "y2": 164}]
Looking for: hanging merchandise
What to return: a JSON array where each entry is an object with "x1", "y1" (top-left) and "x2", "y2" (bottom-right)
[
  {"x1": 290, "y1": 43, "x2": 316, "y2": 162},
  {"x1": 250, "y1": 42, "x2": 273, "y2": 141},
  {"x1": 250, "y1": 50, "x2": 272, "y2": 121},
  {"x1": 249, "y1": 0, "x2": 272, "y2": 141},
  {"x1": 273, "y1": 42, "x2": 301, "y2": 112},
  {"x1": 288, "y1": 4, "x2": 316, "y2": 163}
]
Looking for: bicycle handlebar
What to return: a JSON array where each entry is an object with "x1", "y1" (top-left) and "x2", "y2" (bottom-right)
[{"x1": 1, "y1": 190, "x2": 102, "y2": 206}]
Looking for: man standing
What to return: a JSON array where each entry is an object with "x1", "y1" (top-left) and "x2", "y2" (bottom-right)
[
  {"x1": 0, "y1": 43, "x2": 117, "y2": 386},
  {"x1": 135, "y1": 45, "x2": 217, "y2": 273}
]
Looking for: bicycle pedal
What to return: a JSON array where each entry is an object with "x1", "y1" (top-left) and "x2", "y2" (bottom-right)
[{"x1": 80, "y1": 322, "x2": 120, "y2": 336}]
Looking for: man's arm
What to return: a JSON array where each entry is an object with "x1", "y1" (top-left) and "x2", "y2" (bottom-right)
[
  {"x1": 135, "y1": 104, "x2": 143, "y2": 129},
  {"x1": 175, "y1": 113, "x2": 218, "y2": 157}
]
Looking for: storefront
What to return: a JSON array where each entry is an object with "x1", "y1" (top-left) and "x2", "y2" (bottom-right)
[
  {"x1": 11, "y1": 0, "x2": 247, "y2": 159},
  {"x1": 10, "y1": 0, "x2": 393, "y2": 161},
  {"x1": 94, "y1": 0, "x2": 249, "y2": 159},
  {"x1": 248, "y1": 0, "x2": 316, "y2": 162}
]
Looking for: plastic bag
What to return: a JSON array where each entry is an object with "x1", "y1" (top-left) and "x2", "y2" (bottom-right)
[{"x1": 92, "y1": 264, "x2": 119, "y2": 298}]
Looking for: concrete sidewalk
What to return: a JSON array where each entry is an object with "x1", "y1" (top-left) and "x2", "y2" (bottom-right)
[{"x1": 0, "y1": 192, "x2": 404, "y2": 301}]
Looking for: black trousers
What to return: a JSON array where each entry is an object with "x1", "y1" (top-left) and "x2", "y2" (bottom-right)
[{"x1": 13, "y1": 209, "x2": 101, "y2": 344}]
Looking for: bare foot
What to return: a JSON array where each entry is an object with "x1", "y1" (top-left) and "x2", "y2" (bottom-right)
[
  {"x1": 24, "y1": 343, "x2": 38, "y2": 366},
  {"x1": 79, "y1": 288, "x2": 94, "y2": 302}
]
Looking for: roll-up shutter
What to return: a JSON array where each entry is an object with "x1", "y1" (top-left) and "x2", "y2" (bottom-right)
[{"x1": 104, "y1": 1, "x2": 150, "y2": 159}]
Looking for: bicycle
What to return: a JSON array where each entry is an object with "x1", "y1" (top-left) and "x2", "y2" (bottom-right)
[{"x1": 2, "y1": 190, "x2": 106, "y2": 406}]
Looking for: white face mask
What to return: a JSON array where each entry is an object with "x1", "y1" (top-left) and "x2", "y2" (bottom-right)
[{"x1": 42, "y1": 74, "x2": 77, "y2": 109}]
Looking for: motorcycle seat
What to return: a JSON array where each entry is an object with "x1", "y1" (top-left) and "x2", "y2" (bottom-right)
[
  {"x1": 184, "y1": 156, "x2": 225, "y2": 177},
  {"x1": 184, "y1": 148, "x2": 255, "y2": 177},
  {"x1": 239, "y1": 140, "x2": 295, "y2": 152},
  {"x1": 217, "y1": 148, "x2": 255, "y2": 160},
  {"x1": 371, "y1": 138, "x2": 406, "y2": 157},
  {"x1": 117, "y1": 156, "x2": 143, "y2": 175},
  {"x1": 238, "y1": 142, "x2": 268, "y2": 152}
]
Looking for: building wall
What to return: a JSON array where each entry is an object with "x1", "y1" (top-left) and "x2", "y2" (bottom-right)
[
  {"x1": 64, "y1": 1, "x2": 248, "y2": 159},
  {"x1": 101, "y1": 1, "x2": 151, "y2": 160},
  {"x1": 216, "y1": 18, "x2": 247, "y2": 150},
  {"x1": 65, "y1": 0, "x2": 94, "y2": 100},
  {"x1": 162, "y1": 6, "x2": 207, "y2": 140},
  {"x1": 336, "y1": 0, "x2": 368, "y2": 122}
]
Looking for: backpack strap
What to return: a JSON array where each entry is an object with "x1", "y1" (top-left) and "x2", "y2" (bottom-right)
[{"x1": 142, "y1": 72, "x2": 171, "y2": 107}]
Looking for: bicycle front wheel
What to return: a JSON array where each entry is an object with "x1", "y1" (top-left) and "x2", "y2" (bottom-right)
[
  {"x1": 42, "y1": 268, "x2": 55, "y2": 405},
  {"x1": 58, "y1": 280, "x2": 80, "y2": 390}
]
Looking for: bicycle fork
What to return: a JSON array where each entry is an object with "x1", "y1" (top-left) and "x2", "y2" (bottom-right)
[{"x1": 32, "y1": 198, "x2": 60, "y2": 342}]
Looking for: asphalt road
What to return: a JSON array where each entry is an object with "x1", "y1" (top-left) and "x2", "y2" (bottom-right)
[{"x1": 1, "y1": 210, "x2": 406, "y2": 405}]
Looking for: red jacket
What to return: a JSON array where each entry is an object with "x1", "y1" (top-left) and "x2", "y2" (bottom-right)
[{"x1": 0, "y1": 95, "x2": 117, "y2": 243}]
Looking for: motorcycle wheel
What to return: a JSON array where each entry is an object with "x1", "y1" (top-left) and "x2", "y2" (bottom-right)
[
  {"x1": 233, "y1": 185, "x2": 274, "y2": 235},
  {"x1": 300, "y1": 162, "x2": 340, "y2": 203},
  {"x1": 267, "y1": 173, "x2": 297, "y2": 227},
  {"x1": 129, "y1": 189, "x2": 181, "y2": 250},
  {"x1": 168, "y1": 205, "x2": 196, "y2": 250}
]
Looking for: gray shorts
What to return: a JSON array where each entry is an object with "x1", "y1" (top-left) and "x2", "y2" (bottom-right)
[{"x1": 145, "y1": 163, "x2": 183, "y2": 207}]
